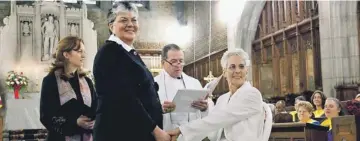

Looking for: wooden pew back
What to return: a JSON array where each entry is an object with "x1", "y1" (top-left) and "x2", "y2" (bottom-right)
[
  {"x1": 270, "y1": 122, "x2": 329, "y2": 141},
  {"x1": 331, "y1": 115, "x2": 357, "y2": 141}
]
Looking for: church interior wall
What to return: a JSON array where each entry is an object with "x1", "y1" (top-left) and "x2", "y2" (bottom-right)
[
  {"x1": 182, "y1": 1, "x2": 228, "y2": 96},
  {"x1": 228, "y1": 0, "x2": 360, "y2": 99}
]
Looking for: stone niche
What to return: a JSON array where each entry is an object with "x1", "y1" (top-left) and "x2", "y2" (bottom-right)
[{"x1": 0, "y1": 1, "x2": 97, "y2": 93}]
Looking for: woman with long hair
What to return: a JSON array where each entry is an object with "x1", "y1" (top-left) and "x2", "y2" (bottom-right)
[{"x1": 40, "y1": 36, "x2": 97, "y2": 141}]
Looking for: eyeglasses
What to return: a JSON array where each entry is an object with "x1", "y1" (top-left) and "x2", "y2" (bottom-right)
[
  {"x1": 163, "y1": 59, "x2": 185, "y2": 66},
  {"x1": 227, "y1": 64, "x2": 246, "y2": 71}
]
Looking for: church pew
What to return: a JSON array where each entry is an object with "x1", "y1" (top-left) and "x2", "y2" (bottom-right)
[
  {"x1": 331, "y1": 115, "x2": 359, "y2": 141},
  {"x1": 269, "y1": 122, "x2": 329, "y2": 141}
]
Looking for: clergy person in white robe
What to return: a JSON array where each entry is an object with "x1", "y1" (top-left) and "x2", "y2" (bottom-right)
[
  {"x1": 167, "y1": 48, "x2": 273, "y2": 141},
  {"x1": 154, "y1": 44, "x2": 214, "y2": 134}
]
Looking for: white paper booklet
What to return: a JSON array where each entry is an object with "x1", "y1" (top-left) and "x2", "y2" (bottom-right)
[{"x1": 172, "y1": 89, "x2": 208, "y2": 113}]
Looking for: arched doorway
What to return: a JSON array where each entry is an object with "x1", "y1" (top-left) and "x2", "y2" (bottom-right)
[{"x1": 251, "y1": 1, "x2": 321, "y2": 97}]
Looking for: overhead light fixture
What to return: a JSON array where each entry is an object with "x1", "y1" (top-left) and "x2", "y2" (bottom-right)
[{"x1": 135, "y1": 3, "x2": 143, "y2": 7}]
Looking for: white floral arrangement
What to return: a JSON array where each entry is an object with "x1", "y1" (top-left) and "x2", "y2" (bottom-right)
[{"x1": 5, "y1": 71, "x2": 29, "y2": 90}]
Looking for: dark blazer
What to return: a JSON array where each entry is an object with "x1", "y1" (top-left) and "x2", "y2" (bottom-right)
[
  {"x1": 40, "y1": 71, "x2": 97, "y2": 141},
  {"x1": 92, "y1": 40, "x2": 163, "y2": 141}
]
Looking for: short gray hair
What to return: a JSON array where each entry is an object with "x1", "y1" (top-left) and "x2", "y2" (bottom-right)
[
  {"x1": 161, "y1": 44, "x2": 182, "y2": 60},
  {"x1": 107, "y1": 2, "x2": 139, "y2": 24},
  {"x1": 220, "y1": 48, "x2": 250, "y2": 69}
]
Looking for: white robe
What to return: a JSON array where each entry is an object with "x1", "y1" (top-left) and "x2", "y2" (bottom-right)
[
  {"x1": 179, "y1": 82, "x2": 273, "y2": 141},
  {"x1": 154, "y1": 70, "x2": 214, "y2": 132}
]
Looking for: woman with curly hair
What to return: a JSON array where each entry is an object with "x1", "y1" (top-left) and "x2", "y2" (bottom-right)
[
  {"x1": 296, "y1": 101, "x2": 319, "y2": 125},
  {"x1": 310, "y1": 90, "x2": 327, "y2": 118}
]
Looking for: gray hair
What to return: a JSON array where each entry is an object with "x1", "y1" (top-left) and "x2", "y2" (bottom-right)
[
  {"x1": 161, "y1": 44, "x2": 182, "y2": 60},
  {"x1": 107, "y1": 1, "x2": 139, "y2": 24},
  {"x1": 326, "y1": 97, "x2": 341, "y2": 109},
  {"x1": 220, "y1": 48, "x2": 250, "y2": 69}
]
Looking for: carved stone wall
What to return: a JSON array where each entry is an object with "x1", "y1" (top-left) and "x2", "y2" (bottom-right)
[
  {"x1": 0, "y1": 2, "x2": 10, "y2": 27},
  {"x1": 0, "y1": 1, "x2": 97, "y2": 93}
]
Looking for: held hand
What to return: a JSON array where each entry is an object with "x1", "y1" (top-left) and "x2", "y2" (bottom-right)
[
  {"x1": 77, "y1": 115, "x2": 93, "y2": 129},
  {"x1": 153, "y1": 126, "x2": 171, "y2": 141},
  {"x1": 191, "y1": 99, "x2": 208, "y2": 112},
  {"x1": 167, "y1": 128, "x2": 181, "y2": 141},
  {"x1": 88, "y1": 120, "x2": 95, "y2": 129},
  {"x1": 163, "y1": 101, "x2": 176, "y2": 113},
  {"x1": 171, "y1": 135, "x2": 177, "y2": 141}
]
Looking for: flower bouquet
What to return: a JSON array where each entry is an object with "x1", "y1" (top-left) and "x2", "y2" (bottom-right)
[{"x1": 5, "y1": 71, "x2": 29, "y2": 99}]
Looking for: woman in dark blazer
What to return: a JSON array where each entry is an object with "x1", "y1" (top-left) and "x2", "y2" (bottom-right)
[
  {"x1": 92, "y1": 2, "x2": 169, "y2": 141},
  {"x1": 40, "y1": 36, "x2": 97, "y2": 141}
]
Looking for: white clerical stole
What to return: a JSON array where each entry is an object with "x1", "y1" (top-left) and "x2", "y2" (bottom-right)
[{"x1": 163, "y1": 72, "x2": 191, "y2": 127}]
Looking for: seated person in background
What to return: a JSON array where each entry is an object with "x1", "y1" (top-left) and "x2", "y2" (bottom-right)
[
  {"x1": 296, "y1": 101, "x2": 319, "y2": 125},
  {"x1": 274, "y1": 100, "x2": 293, "y2": 123},
  {"x1": 310, "y1": 90, "x2": 327, "y2": 118},
  {"x1": 345, "y1": 93, "x2": 360, "y2": 116},
  {"x1": 289, "y1": 96, "x2": 306, "y2": 122},
  {"x1": 320, "y1": 98, "x2": 344, "y2": 128},
  {"x1": 355, "y1": 93, "x2": 360, "y2": 102},
  {"x1": 275, "y1": 100, "x2": 287, "y2": 114},
  {"x1": 321, "y1": 98, "x2": 344, "y2": 141},
  {"x1": 273, "y1": 113, "x2": 293, "y2": 123}
]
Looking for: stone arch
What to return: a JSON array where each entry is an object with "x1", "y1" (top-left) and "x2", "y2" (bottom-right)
[{"x1": 229, "y1": 1, "x2": 266, "y2": 83}]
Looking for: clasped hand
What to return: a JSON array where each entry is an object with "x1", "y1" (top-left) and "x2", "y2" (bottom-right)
[
  {"x1": 154, "y1": 126, "x2": 181, "y2": 141},
  {"x1": 167, "y1": 128, "x2": 181, "y2": 141},
  {"x1": 77, "y1": 115, "x2": 94, "y2": 129}
]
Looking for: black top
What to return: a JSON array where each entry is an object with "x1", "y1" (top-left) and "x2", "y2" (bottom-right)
[
  {"x1": 39, "y1": 71, "x2": 97, "y2": 141},
  {"x1": 68, "y1": 74, "x2": 83, "y2": 104},
  {"x1": 92, "y1": 40, "x2": 163, "y2": 141}
]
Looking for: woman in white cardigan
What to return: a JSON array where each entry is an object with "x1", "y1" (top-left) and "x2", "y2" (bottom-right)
[{"x1": 168, "y1": 48, "x2": 272, "y2": 141}]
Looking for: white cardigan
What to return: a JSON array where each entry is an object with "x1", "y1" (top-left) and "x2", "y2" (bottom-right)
[{"x1": 179, "y1": 82, "x2": 272, "y2": 141}]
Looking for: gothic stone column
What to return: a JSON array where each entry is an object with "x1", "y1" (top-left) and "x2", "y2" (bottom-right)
[{"x1": 318, "y1": 1, "x2": 360, "y2": 97}]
